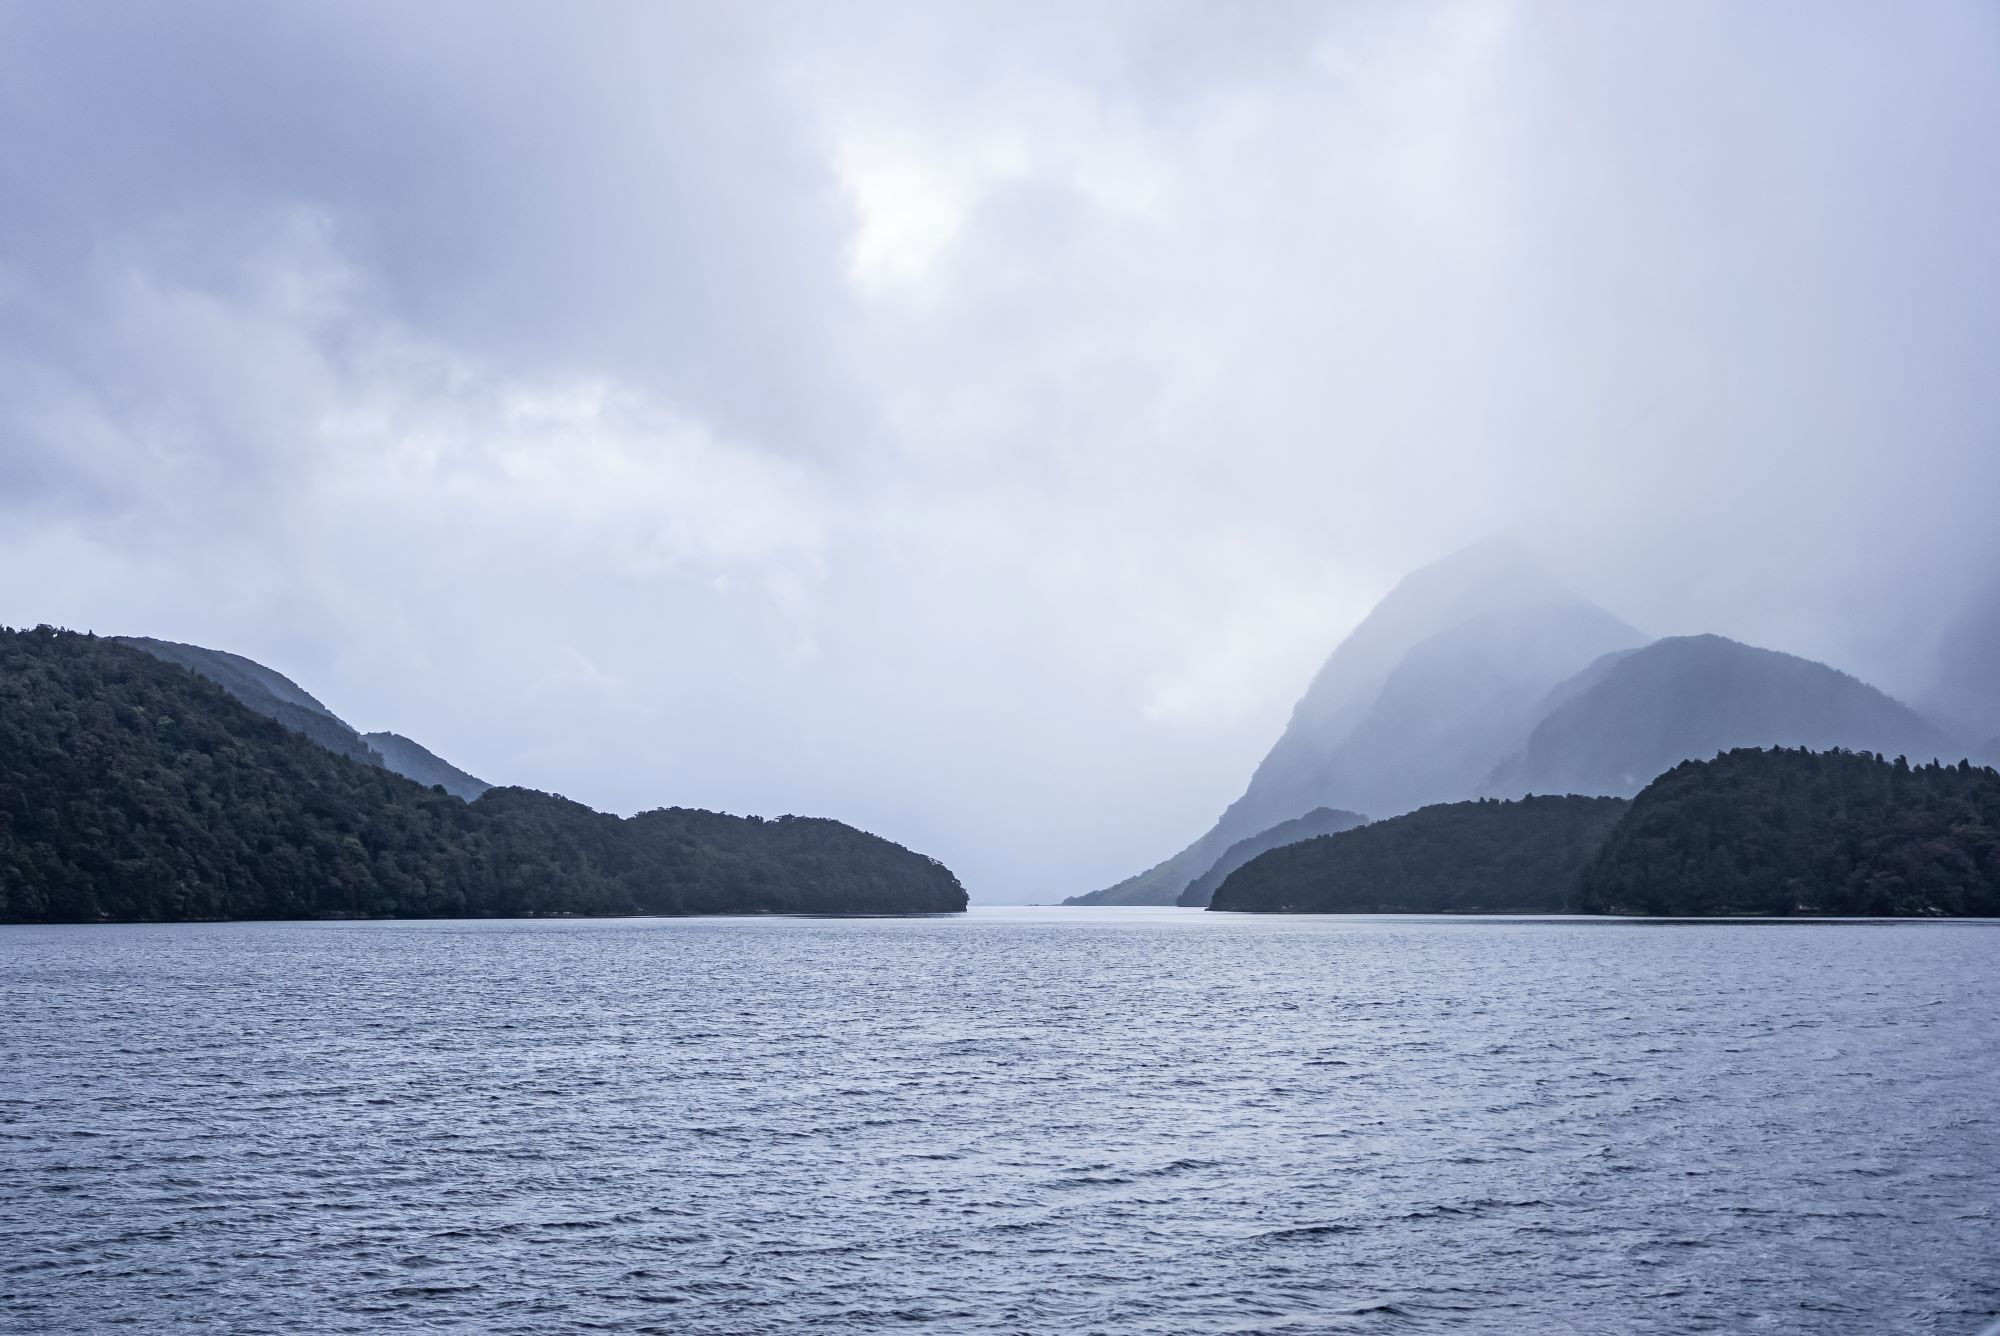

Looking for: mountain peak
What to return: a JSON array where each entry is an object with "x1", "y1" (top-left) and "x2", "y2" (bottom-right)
[
  {"x1": 1068, "y1": 542, "x2": 1642, "y2": 904},
  {"x1": 1486, "y1": 633, "x2": 1956, "y2": 798}
]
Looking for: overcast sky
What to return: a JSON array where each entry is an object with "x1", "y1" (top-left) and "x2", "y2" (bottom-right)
[{"x1": 3, "y1": 2, "x2": 1997, "y2": 900}]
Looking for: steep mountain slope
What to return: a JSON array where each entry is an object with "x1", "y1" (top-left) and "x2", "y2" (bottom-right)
[
  {"x1": 1068, "y1": 541, "x2": 1641, "y2": 905},
  {"x1": 1926, "y1": 579, "x2": 2000, "y2": 742},
  {"x1": 1488, "y1": 635, "x2": 1958, "y2": 799},
  {"x1": 1210, "y1": 795, "x2": 1628, "y2": 914},
  {"x1": 116, "y1": 636, "x2": 382, "y2": 766},
  {"x1": 1174, "y1": 807, "x2": 1367, "y2": 907},
  {"x1": 0, "y1": 627, "x2": 965, "y2": 922},
  {"x1": 363, "y1": 731, "x2": 490, "y2": 800},
  {"x1": 118, "y1": 636, "x2": 490, "y2": 798}
]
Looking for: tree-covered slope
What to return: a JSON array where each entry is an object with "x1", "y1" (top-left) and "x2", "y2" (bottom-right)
[
  {"x1": 363, "y1": 731, "x2": 490, "y2": 800},
  {"x1": 116, "y1": 636, "x2": 385, "y2": 766},
  {"x1": 1174, "y1": 806, "x2": 1367, "y2": 907},
  {"x1": 1210, "y1": 794, "x2": 1628, "y2": 913},
  {"x1": 0, "y1": 627, "x2": 965, "y2": 922},
  {"x1": 117, "y1": 635, "x2": 492, "y2": 800},
  {"x1": 1578, "y1": 747, "x2": 2000, "y2": 916}
]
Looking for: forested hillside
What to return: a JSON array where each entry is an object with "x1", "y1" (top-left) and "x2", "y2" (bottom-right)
[
  {"x1": 1211, "y1": 748, "x2": 2000, "y2": 917},
  {"x1": 1579, "y1": 747, "x2": 2000, "y2": 916},
  {"x1": 1174, "y1": 806, "x2": 1366, "y2": 906},
  {"x1": 0, "y1": 627, "x2": 965, "y2": 922},
  {"x1": 116, "y1": 636, "x2": 385, "y2": 766},
  {"x1": 1211, "y1": 794, "x2": 1628, "y2": 913}
]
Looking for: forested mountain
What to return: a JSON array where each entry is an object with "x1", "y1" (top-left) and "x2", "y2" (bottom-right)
[
  {"x1": 1174, "y1": 806, "x2": 1366, "y2": 907},
  {"x1": 1209, "y1": 748, "x2": 2000, "y2": 918},
  {"x1": 0, "y1": 628, "x2": 965, "y2": 922},
  {"x1": 116, "y1": 636, "x2": 383, "y2": 766},
  {"x1": 1487, "y1": 635, "x2": 1955, "y2": 799},
  {"x1": 1067, "y1": 541, "x2": 1640, "y2": 905},
  {"x1": 1579, "y1": 747, "x2": 2000, "y2": 917},
  {"x1": 1210, "y1": 795, "x2": 1627, "y2": 914},
  {"x1": 117, "y1": 636, "x2": 490, "y2": 799},
  {"x1": 363, "y1": 731, "x2": 490, "y2": 800}
]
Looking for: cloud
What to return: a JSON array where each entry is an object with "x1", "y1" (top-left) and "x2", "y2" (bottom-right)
[{"x1": 2, "y1": 1, "x2": 1997, "y2": 898}]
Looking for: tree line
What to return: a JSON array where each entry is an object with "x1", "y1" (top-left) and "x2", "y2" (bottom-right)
[
  {"x1": 0, "y1": 627, "x2": 966, "y2": 923},
  {"x1": 1212, "y1": 747, "x2": 2000, "y2": 917}
]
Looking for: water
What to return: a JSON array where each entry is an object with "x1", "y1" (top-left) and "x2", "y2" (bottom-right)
[{"x1": 3, "y1": 908, "x2": 1996, "y2": 1334}]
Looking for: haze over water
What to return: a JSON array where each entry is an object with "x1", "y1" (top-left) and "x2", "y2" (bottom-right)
[{"x1": 5, "y1": 909, "x2": 1995, "y2": 1334}]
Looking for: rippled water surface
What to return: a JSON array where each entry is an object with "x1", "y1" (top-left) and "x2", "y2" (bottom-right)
[{"x1": 4, "y1": 909, "x2": 1998, "y2": 1334}]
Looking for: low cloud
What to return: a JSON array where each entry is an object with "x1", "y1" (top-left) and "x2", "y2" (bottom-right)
[{"x1": 3, "y1": 1, "x2": 1996, "y2": 897}]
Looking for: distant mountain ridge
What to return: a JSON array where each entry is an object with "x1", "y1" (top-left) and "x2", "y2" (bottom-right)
[
  {"x1": 116, "y1": 636, "x2": 490, "y2": 799},
  {"x1": 363, "y1": 732, "x2": 490, "y2": 801},
  {"x1": 1067, "y1": 541, "x2": 1642, "y2": 905},
  {"x1": 1927, "y1": 579, "x2": 2000, "y2": 744},
  {"x1": 1485, "y1": 634, "x2": 1954, "y2": 799},
  {"x1": 1075, "y1": 543, "x2": 1982, "y2": 909},
  {"x1": 115, "y1": 637, "x2": 383, "y2": 767}
]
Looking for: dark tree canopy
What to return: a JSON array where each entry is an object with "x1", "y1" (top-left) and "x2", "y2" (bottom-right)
[
  {"x1": 1210, "y1": 794, "x2": 1628, "y2": 913},
  {"x1": 1211, "y1": 747, "x2": 2000, "y2": 917},
  {"x1": 0, "y1": 627, "x2": 966, "y2": 922},
  {"x1": 1579, "y1": 746, "x2": 2000, "y2": 916},
  {"x1": 1175, "y1": 806, "x2": 1368, "y2": 907}
]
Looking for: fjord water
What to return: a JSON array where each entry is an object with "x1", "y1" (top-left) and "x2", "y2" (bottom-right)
[{"x1": 4, "y1": 911, "x2": 1996, "y2": 1334}]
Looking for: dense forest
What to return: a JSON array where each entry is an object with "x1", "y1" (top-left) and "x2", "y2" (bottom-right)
[
  {"x1": 1175, "y1": 806, "x2": 1366, "y2": 907},
  {"x1": 1210, "y1": 747, "x2": 2000, "y2": 917},
  {"x1": 0, "y1": 627, "x2": 966, "y2": 922},
  {"x1": 118, "y1": 635, "x2": 492, "y2": 798},
  {"x1": 115, "y1": 635, "x2": 387, "y2": 766},
  {"x1": 1210, "y1": 794, "x2": 1628, "y2": 913},
  {"x1": 1579, "y1": 746, "x2": 2000, "y2": 916}
]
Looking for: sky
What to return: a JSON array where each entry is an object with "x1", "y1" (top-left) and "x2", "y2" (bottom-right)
[{"x1": 3, "y1": 1, "x2": 1998, "y2": 902}]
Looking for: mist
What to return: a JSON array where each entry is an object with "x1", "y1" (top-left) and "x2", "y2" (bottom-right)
[{"x1": 3, "y1": 0, "x2": 1997, "y2": 901}]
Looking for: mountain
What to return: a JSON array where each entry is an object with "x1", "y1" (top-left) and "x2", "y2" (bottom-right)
[
  {"x1": 1173, "y1": 807, "x2": 1366, "y2": 907},
  {"x1": 0, "y1": 627, "x2": 965, "y2": 922},
  {"x1": 1067, "y1": 540, "x2": 1642, "y2": 905},
  {"x1": 1209, "y1": 747, "x2": 2000, "y2": 918},
  {"x1": 1578, "y1": 747, "x2": 2000, "y2": 917},
  {"x1": 117, "y1": 635, "x2": 488, "y2": 798},
  {"x1": 1487, "y1": 635, "x2": 1958, "y2": 799},
  {"x1": 1926, "y1": 579, "x2": 2000, "y2": 743},
  {"x1": 116, "y1": 636, "x2": 382, "y2": 766},
  {"x1": 1210, "y1": 794, "x2": 1628, "y2": 914},
  {"x1": 363, "y1": 731, "x2": 490, "y2": 800}
]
